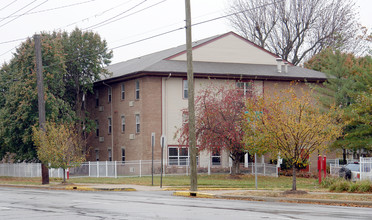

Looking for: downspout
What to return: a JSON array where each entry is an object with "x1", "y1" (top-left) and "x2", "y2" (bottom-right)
[{"x1": 103, "y1": 82, "x2": 114, "y2": 162}]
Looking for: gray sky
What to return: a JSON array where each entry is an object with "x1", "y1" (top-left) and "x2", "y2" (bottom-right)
[{"x1": 0, "y1": 0, "x2": 371, "y2": 64}]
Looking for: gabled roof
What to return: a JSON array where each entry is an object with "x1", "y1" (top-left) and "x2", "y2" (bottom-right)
[{"x1": 101, "y1": 32, "x2": 326, "y2": 83}]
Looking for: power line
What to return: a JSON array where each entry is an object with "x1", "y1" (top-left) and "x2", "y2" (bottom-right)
[
  {"x1": 87, "y1": 0, "x2": 167, "y2": 31},
  {"x1": 0, "y1": 37, "x2": 28, "y2": 45},
  {"x1": 0, "y1": 0, "x2": 49, "y2": 29},
  {"x1": 83, "y1": 0, "x2": 148, "y2": 30},
  {"x1": 0, "y1": 0, "x2": 97, "y2": 19},
  {"x1": 58, "y1": 0, "x2": 135, "y2": 30},
  {"x1": 0, "y1": 0, "x2": 37, "y2": 23},
  {"x1": 0, "y1": 0, "x2": 18, "y2": 13},
  {"x1": 1, "y1": 0, "x2": 283, "y2": 65}
]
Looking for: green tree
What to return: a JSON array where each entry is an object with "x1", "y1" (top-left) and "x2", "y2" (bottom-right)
[
  {"x1": 305, "y1": 49, "x2": 372, "y2": 158},
  {"x1": 0, "y1": 34, "x2": 72, "y2": 161},
  {"x1": 0, "y1": 28, "x2": 112, "y2": 161},
  {"x1": 33, "y1": 121, "x2": 86, "y2": 183},
  {"x1": 61, "y1": 28, "x2": 112, "y2": 126}
]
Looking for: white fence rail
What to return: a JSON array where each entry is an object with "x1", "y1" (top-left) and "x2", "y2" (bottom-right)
[
  {"x1": 360, "y1": 157, "x2": 372, "y2": 181},
  {"x1": 1, "y1": 160, "x2": 278, "y2": 178},
  {"x1": 0, "y1": 163, "x2": 65, "y2": 178}
]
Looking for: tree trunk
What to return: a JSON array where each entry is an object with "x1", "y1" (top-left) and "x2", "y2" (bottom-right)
[
  {"x1": 231, "y1": 159, "x2": 240, "y2": 175},
  {"x1": 292, "y1": 165, "x2": 297, "y2": 191},
  {"x1": 342, "y1": 148, "x2": 347, "y2": 164},
  {"x1": 41, "y1": 164, "x2": 49, "y2": 185},
  {"x1": 63, "y1": 168, "x2": 66, "y2": 183}
]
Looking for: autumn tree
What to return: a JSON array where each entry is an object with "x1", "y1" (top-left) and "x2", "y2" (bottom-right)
[
  {"x1": 227, "y1": 0, "x2": 362, "y2": 65},
  {"x1": 33, "y1": 122, "x2": 86, "y2": 183},
  {"x1": 177, "y1": 83, "x2": 250, "y2": 175},
  {"x1": 243, "y1": 85, "x2": 344, "y2": 191}
]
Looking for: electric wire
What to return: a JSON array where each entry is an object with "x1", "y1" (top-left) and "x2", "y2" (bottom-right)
[
  {"x1": 0, "y1": 0, "x2": 49, "y2": 29},
  {"x1": 83, "y1": 0, "x2": 148, "y2": 30},
  {"x1": 0, "y1": 0, "x2": 18, "y2": 13},
  {"x1": 0, "y1": 0, "x2": 283, "y2": 63},
  {"x1": 58, "y1": 0, "x2": 135, "y2": 30},
  {"x1": 0, "y1": 0, "x2": 37, "y2": 23},
  {"x1": 87, "y1": 0, "x2": 167, "y2": 31},
  {"x1": 0, "y1": 0, "x2": 97, "y2": 19}
]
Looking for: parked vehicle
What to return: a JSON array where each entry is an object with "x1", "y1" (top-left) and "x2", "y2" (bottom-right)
[{"x1": 339, "y1": 163, "x2": 360, "y2": 181}]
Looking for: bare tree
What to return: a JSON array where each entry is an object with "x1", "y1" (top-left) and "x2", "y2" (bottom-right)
[{"x1": 227, "y1": 0, "x2": 359, "y2": 65}]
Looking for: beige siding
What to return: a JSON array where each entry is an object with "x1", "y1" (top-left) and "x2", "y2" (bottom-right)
[{"x1": 170, "y1": 34, "x2": 278, "y2": 65}]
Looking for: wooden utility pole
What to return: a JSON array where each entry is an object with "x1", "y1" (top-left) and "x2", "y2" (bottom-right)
[
  {"x1": 185, "y1": 0, "x2": 197, "y2": 192},
  {"x1": 34, "y1": 34, "x2": 49, "y2": 185}
]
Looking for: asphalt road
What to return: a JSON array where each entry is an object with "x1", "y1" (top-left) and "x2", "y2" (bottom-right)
[{"x1": 0, "y1": 187, "x2": 371, "y2": 219}]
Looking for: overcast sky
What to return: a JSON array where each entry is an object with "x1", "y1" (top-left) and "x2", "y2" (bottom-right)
[{"x1": 0, "y1": 0, "x2": 371, "y2": 65}]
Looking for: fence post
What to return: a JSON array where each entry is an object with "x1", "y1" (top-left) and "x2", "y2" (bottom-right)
[
  {"x1": 88, "y1": 161, "x2": 91, "y2": 177},
  {"x1": 97, "y1": 161, "x2": 100, "y2": 178},
  {"x1": 264, "y1": 163, "x2": 266, "y2": 176},
  {"x1": 140, "y1": 160, "x2": 142, "y2": 177},
  {"x1": 106, "y1": 161, "x2": 108, "y2": 177},
  {"x1": 115, "y1": 161, "x2": 117, "y2": 178}
]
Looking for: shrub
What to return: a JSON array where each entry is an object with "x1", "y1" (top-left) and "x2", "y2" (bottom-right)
[
  {"x1": 334, "y1": 181, "x2": 350, "y2": 192},
  {"x1": 320, "y1": 177, "x2": 339, "y2": 188},
  {"x1": 357, "y1": 181, "x2": 372, "y2": 193}
]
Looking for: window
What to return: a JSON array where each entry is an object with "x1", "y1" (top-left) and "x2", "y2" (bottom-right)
[
  {"x1": 135, "y1": 80, "x2": 140, "y2": 100},
  {"x1": 108, "y1": 87, "x2": 112, "y2": 102},
  {"x1": 108, "y1": 117, "x2": 112, "y2": 134},
  {"x1": 183, "y1": 79, "x2": 188, "y2": 99},
  {"x1": 135, "y1": 114, "x2": 140, "y2": 133},
  {"x1": 121, "y1": 83, "x2": 125, "y2": 100},
  {"x1": 212, "y1": 150, "x2": 221, "y2": 166},
  {"x1": 168, "y1": 147, "x2": 199, "y2": 166},
  {"x1": 121, "y1": 115, "x2": 125, "y2": 132},
  {"x1": 95, "y1": 149, "x2": 99, "y2": 161},
  {"x1": 108, "y1": 148, "x2": 112, "y2": 161},
  {"x1": 95, "y1": 120, "x2": 99, "y2": 137},
  {"x1": 121, "y1": 148, "x2": 125, "y2": 162},
  {"x1": 236, "y1": 81, "x2": 253, "y2": 97},
  {"x1": 182, "y1": 111, "x2": 188, "y2": 125},
  {"x1": 95, "y1": 90, "x2": 99, "y2": 107}
]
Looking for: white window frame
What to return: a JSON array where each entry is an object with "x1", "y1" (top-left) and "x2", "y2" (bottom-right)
[
  {"x1": 121, "y1": 83, "x2": 125, "y2": 100},
  {"x1": 108, "y1": 117, "x2": 112, "y2": 134},
  {"x1": 108, "y1": 148, "x2": 112, "y2": 161},
  {"x1": 121, "y1": 148, "x2": 125, "y2": 162},
  {"x1": 135, "y1": 80, "x2": 140, "y2": 100},
  {"x1": 108, "y1": 87, "x2": 112, "y2": 103},
  {"x1": 183, "y1": 79, "x2": 188, "y2": 99},
  {"x1": 236, "y1": 81, "x2": 253, "y2": 97},
  {"x1": 121, "y1": 115, "x2": 125, "y2": 132},
  {"x1": 135, "y1": 114, "x2": 140, "y2": 133},
  {"x1": 168, "y1": 146, "x2": 199, "y2": 166},
  {"x1": 212, "y1": 150, "x2": 221, "y2": 166}
]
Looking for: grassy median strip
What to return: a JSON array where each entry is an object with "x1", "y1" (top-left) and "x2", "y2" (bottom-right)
[{"x1": 1, "y1": 175, "x2": 321, "y2": 190}]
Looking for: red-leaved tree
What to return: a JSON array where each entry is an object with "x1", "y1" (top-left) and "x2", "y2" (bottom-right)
[{"x1": 176, "y1": 83, "x2": 251, "y2": 175}]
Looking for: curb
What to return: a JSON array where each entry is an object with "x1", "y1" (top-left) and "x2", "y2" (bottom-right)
[
  {"x1": 173, "y1": 191, "x2": 215, "y2": 198},
  {"x1": 214, "y1": 194, "x2": 372, "y2": 207},
  {"x1": 0, "y1": 184, "x2": 136, "y2": 192}
]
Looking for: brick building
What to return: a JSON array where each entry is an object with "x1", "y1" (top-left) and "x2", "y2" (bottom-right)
[{"x1": 85, "y1": 32, "x2": 330, "y2": 172}]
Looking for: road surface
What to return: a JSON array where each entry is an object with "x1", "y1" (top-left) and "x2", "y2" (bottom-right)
[{"x1": 0, "y1": 187, "x2": 370, "y2": 219}]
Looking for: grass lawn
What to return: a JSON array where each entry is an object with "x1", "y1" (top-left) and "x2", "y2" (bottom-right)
[{"x1": 0, "y1": 174, "x2": 321, "y2": 191}]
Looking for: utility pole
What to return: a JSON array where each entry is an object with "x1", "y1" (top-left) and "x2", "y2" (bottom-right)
[
  {"x1": 34, "y1": 34, "x2": 49, "y2": 185},
  {"x1": 185, "y1": 0, "x2": 197, "y2": 192}
]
